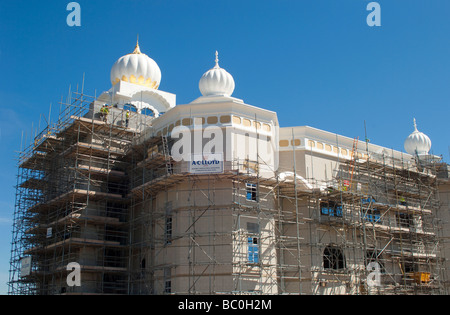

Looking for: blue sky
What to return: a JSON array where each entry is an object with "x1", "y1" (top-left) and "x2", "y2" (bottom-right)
[{"x1": 0, "y1": 0, "x2": 449, "y2": 294}]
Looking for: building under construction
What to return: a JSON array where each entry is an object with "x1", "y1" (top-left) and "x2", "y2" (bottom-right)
[{"x1": 8, "y1": 44, "x2": 450, "y2": 295}]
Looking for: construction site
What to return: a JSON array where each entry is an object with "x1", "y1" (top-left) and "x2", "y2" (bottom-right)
[{"x1": 8, "y1": 43, "x2": 450, "y2": 295}]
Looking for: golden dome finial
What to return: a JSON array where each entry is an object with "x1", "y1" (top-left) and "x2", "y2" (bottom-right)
[{"x1": 132, "y1": 35, "x2": 142, "y2": 54}]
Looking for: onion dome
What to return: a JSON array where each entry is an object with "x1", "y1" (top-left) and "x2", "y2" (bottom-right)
[
  {"x1": 404, "y1": 118, "x2": 432, "y2": 155},
  {"x1": 199, "y1": 51, "x2": 235, "y2": 97},
  {"x1": 110, "y1": 40, "x2": 161, "y2": 89}
]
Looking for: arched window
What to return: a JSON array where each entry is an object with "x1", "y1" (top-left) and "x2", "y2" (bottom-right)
[
  {"x1": 123, "y1": 103, "x2": 138, "y2": 113},
  {"x1": 141, "y1": 108, "x2": 155, "y2": 117},
  {"x1": 323, "y1": 246, "x2": 346, "y2": 270}
]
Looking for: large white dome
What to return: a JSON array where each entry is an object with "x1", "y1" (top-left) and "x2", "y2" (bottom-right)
[
  {"x1": 111, "y1": 41, "x2": 161, "y2": 89},
  {"x1": 404, "y1": 118, "x2": 432, "y2": 156},
  {"x1": 199, "y1": 51, "x2": 235, "y2": 97}
]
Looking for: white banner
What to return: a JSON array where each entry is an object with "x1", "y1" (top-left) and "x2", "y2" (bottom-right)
[
  {"x1": 189, "y1": 153, "x2": 224, "y2": 174},
  {"x1": 20, "y1": 256, "x2": 32, "y2": 277}
]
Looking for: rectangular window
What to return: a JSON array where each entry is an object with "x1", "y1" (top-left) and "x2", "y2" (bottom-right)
[
  {"x1": 246, "y1": 183, "x2": 257, "y2": 201},
  {"x1": 362, "y1": 208, "x2": 381, "y2": 223},
  {"x1": 164, "y1": 268, "x2": 171, "y2": 294},
  {"x1": 320, "y1": 201, "x2": 343, "y2": 217},
  {"x1": 397, "y1": 213, "x2": 413, "y2": 228},
  {"x1": 248, "y1": 237, "x2": 259, "y2": 263}
]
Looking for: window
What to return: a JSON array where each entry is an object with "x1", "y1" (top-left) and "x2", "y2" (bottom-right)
[
  {"x1": 232, "y1": 116, "x2": 242, "y2": 125},
  {"x1": 207, "y1": 116, "x2": 218, "y2": 124},
  {"x1": 291, "y1": 139, "x2": 301, "y2": 146},
  {"x1": 263, "y1": 124, "x2": 271, "y2": 132},
  {"x1": 220, "y1": 115, "x2": 231, "y2": 124},
  {"x1": 165, "y1": 216, "x2": 172, "y2": 245},
  {"x1": 165, "y1": 280, "x2": 172, "y2": 294},
  {"x1": 404, "y1": 262, "x2": 417, "y2": 273},
  {"x1": 248, "y1": 237, "x2": 259, "y2": 263},
  {"x1": 253, "y1": 121, "x2": 261, "y2": 129},
  {"x1": 182, "y1": 118, "x2": 192, "y2": 126},
  {"x1": 279, "y1": 140, "x2": 289, "y2": 147},
  {"x1": 246, "y1": 183, "x2": 257, "y2": 201},
  {"x1": 397, "y1": 213, "x2": 413, "y2": 228},
  {"x1": 320, "y1": 201, "x2": 343, "y2": 217},
  {"x1": 164, "y1": 268, "x2": 171, "y2": 294},
  {"x1": 323, "y1": 246, "x2": 346, "y2": 270},
  {"x1": 141, "y1": 108, "x2": 155, "y2": 117},
  {"x1": 123, "y1": 103, "x2": 138, "y2": 112},
  {"x1": 362, "y1": 208, "x2": 381, "y2": 223}
]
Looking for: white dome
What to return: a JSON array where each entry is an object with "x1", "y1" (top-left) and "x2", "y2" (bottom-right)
[
  {"x1": 404, "y1": 118, "x2": 431, "y2": 155},
  {"x1": 111, "y1": 41, "x2": 161, "y2": 89},
  {"x1": 199, "y1": 51, "x2": 235, "y2": 97}
]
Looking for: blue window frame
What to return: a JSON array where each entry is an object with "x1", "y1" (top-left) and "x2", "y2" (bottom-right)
[
  {"x1": 321, "y1": 201, "x2": 343, "y2": 217},
  {"x1": 246, "y1": 183, "x2": 257, "y2": 201},
  {"x1": 362, "y1": 209, "x2": 381, "y2": 223},
  {"x1": 123, "y1": 103, "x2": 138, "y2": 112},
  {"x1": 141, "y1": 108, "x2": 155, "y2": 117},
  {"x1": 248, "y1": 237, "x2": 259, "y2": 263},
  {"x1": 362, "y1": 197, "x2": 376, "y2": 204}
]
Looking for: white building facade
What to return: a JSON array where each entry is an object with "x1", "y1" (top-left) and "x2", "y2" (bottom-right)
[{"x1": 9, "y1": 42, "x2": 449, "y2": 295}]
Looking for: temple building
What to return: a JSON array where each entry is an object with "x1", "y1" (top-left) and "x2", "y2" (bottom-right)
[{"x1": 9, "y1": 41, "x2": 450, "y2": 295}]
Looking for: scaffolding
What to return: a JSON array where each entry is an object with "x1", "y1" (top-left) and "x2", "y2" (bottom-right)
[
  {"x1": 9, "y1": 94, "x2": 447, "y2": 295},
  {"x1": 9, "y1": 90, "x2": 137, "y2": 294},
  {"x1": 294, "y1": 144, "x2": 446, "y2": 295},
  {"x1": 124, "y1": 119, "x2": 446, "y2": 295}
]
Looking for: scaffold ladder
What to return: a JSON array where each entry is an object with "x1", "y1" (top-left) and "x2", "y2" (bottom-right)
[
  {"x1": 349, "y1": 137, "x2": 359, "y2": 190},
  {"x1": 162, "y1": 135, "x2": 173, "y2": 175}
]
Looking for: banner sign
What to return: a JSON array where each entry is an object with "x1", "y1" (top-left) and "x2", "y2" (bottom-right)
[
  {"x1": 20, "y1": 256, "x2": 32, "y2": 277},
  {"x1": 189, "y1": 153, "x2": 224, "y2": 174}
]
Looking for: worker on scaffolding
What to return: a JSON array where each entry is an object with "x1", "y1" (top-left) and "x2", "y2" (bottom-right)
[
  {"x1": 100, "y1": 105, "x2": 110, "y2": 122},
  {"x1": 125, "y1": 110, "x2": 130, "y2": 127},
  {"x1": 399, "y1": 196, "x2": 407, "y2": 206}
]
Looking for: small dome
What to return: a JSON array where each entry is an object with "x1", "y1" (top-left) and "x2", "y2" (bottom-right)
[
  {"x1": 199, "y1": 51, "x2": 235, "y2": 97},
  {"x1": 404, "y1": 118, "x2": 431, "y2": 155},
  {"x1": 111, "y1": 40, "x2": 161, "y2": 89}
]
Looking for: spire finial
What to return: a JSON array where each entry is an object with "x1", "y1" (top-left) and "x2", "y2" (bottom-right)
[
  {"x1": 132, "y1": 35, "x2": 142, "y2": 54},
  {"x1": 214, "y1": 51, "x2": 220, "y2": 68},
  {"x1": 413, "y1": 118, "x2": 418, "y2": 131}
]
